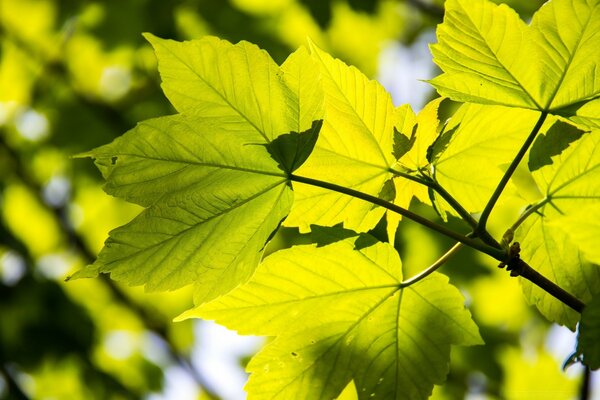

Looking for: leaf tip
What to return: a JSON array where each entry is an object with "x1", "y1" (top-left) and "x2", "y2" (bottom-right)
[
  {"x1": 142, "y1": 32, "x2": 160, "y2": 44},
  {"x1": 65, "y1": 264, "x2": 101, "y2": 282},
  {"x1": 71, "y1": 150, "x2": 94, "y2": 159},
  {"x1": 173, "y1": 308, "x2": 198, "y2": 322}
]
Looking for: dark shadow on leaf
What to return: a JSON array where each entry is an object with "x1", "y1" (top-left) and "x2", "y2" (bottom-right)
[
  {"x1": 370, "y1": 179, "x2": 396, "y2": 212},
  {"x1": 266, "y1": 120, "x2": 323, "y2": 174},
  {"x1": 393, "y1": 125, "x2": 417, "y2": 160},
  {"x1": 310, "y1": 224, "x2": 381, "y2": 251},
  {"x1": 427, "y1": 125, "x2": 457, "y2": 164},
  {"x1": 310, "y1": 224, "x2": 357, "y2": 247},
  {"x1": 529, "y1": 120, "x2": 586, "y2": 172}
]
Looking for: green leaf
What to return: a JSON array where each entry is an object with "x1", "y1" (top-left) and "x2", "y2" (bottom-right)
[
  {"x1": 433, "y1": 104, "x2": 541, "y2": 215},
  {"x1": 577, "y1": 294, "x2": 600, "y2": 370},
  {"x1": 430, "y1": 0, "x2": 600, "y2": 112},
  {"x1": 387, "y1": 99, "x2": 443, "y2": 237},
  {"x1": 565, "y1": 98, "x2": 600, "y2": 129},
  {"x1": 71, "y1": 115, "x2": 293, "y2": 304},
  {"x1": 516, "y1": 216, "x2": 597, "y2": 329},
  {"x1": 516, "y1": 130, "x2": 600, "y2": 328},
  {"x1": 71, "y1": 38, "x2": 324, "y2": 304},
  {"x1": 186, "y1": 232, "x2": 483, "y2": 400},
  {"x1": 284, "y1": 41, "x2": 396, "y2": 233},
  {"x1": 551, "y1": 205, "x2": 600, "y2": 265},
  {"x1": 145, "y1": 34, "x2": 299, "y2": 141},
  {"x1": 397, "y1": 97, "x2": 444, "y2": 171}
]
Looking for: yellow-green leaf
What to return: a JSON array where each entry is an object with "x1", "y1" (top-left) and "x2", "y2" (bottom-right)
[
  {"x1": 188, "y1": 231, "x2": 482, "y2": 400},
  {"x1": 71, "y1": 115, "x2": 293, "y2": 305},
  {"x1": 72, "y1": 38, "x2": 324, "y2": 305},
  {"x1": 145, "y1": 34, "x2": 301, "y2": 141},
  {"x1": 516, "y1": 130, "x2": 600, "y2": 328},
  {"x1": 433, "y1": 104, "x2": 541, "y2": 215},
  {"x1": 285, "y1": 42, "x2": 396, "y2": 233},
  {"x1": 430, "y1": 0, "x2": 600, "y2": 113}
]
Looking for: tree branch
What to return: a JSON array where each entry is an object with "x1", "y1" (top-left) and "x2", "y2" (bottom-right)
[
  {"x1": 290, "y1": 173, "x2": 506, "y2": 260},
  {"x1": 388, "y1": 168, "x2": 501, "y2": 248},
  {"x1": 499, "y1": 243, "x2": 585, "y2": 313}
]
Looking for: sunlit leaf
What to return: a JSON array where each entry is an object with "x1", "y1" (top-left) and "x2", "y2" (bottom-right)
[
  {"x1": 71, "y1": 37, "x2": 325, "y2": 304},
  {"x1": 433, "y1": 104, "x2": 541, "y2": 215},
  {"x1": 387, "y1": 99, "x2": 442, "y2": 234},
  {"x1": 71, "y1": 115, "x2": 293, "y2": 304},
  {"x1": 397, "y1": 97, "x2": 444, "y2": 171},
  {"x1": 516, "y1": 130, "x2": 600, "y2": 328},
  {"x1": 551, "y1": 205, "x2": 600, "y2": 265},
  {"x1": 285, "y1": 41, "x2": 395, "y2": 233},
  {"x1": 430, "y1": 0, "x2": 600, "y2": 113},
  {"x1": 145, "y1": 34, "x2": 299, "y2": 141},
  {"x1": 566, "y1": 98, "x2": 600, "y2": 129},
  {"x1": 189, "y1": 231, "x2": 482, "y2": 400}
]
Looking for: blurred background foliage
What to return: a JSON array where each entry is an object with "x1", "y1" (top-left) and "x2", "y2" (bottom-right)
[{"x1": 0, "y1": 0, "x2": 590, "y2": 399}]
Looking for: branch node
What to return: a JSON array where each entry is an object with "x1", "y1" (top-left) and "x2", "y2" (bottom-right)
[{"x1": 498, "y1": 242, "x2": 523, "y2": 277}]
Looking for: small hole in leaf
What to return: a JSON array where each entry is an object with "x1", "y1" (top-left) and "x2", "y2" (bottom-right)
[
  {"x1": 111, "y1": 156, "x2": 118, "y2": 165},
  {"x1": 291, "y1": 352, "x2": 298, "y2": 357}
]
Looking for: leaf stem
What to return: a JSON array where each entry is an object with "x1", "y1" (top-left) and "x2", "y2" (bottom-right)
[
  {"x1": 389, "y1": 168, "x2": 501, "y2": 249},
  {"x1": 399, "y1": 242, "x2": 463, "y2": 288},
  {"x1": 509, "y1": 199, "x2": 547, "y2": 232},
  {"x1": 388, "y1": 167, "x2": 430, "y2": 186},
  {"x1": 290, "y1": 174, "x2": 506, "y2": 260},
  {"x1": 477, "y1": 111, "x2": 548, "y2": 234},
  {"x1": 579, "y1": 367, "x2": 591, "y2": 400}
]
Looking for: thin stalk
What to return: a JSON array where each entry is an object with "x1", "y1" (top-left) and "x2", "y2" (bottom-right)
[
  {"x1": 290, "y1": 174, "x2": 506, "y2": 260},
  {"x1": 389, "y1": 168, "x2": 501, "y2": 249},
  {"x1": 477, "y1": 112, "x2": 548, "y2": 234},
  {"x1": 428, "y1": 180, "x2": 478, "y2": 229},
  {"x1": 509, "y1": 199, "x2": 547, "y2": 232},
  {"x1": 388, "y1": 167, "x2": 477, "y2": 227},
  {"x1": 579, "y1": 367, "x2": 591, "y2": 400},
  {"x1": 388, "y1": 167, "x2": 430, "y2": 186},
  {"x1": 399, "y1": 242, "x2": 463, "y2": 288}
]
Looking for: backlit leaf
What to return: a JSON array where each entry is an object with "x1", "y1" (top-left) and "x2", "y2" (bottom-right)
[
  {"x1": 188, "y1": 231, "x2": 483, "y2": 400},
  {"x1": 72, "y1": 38, "x2": 323, "y2": 304},
  {"x1": 433, "y1": 104, "x2": 541, "y2": 215},
  {"x1": 71, "y1": 115, "x2": 293, "y2": 304},
  {"x1": 387, "y1": 100, "x2": 442, "y2": 238},
  {"x1": 566, "y1": 98, "x2": 600, "y2": 129},
  {"x1": 516, "y1": 130, "x2": 600, "y2": 328},
  {"x1": 285, "y1": 41, "x2": 396, "y2": 233},
  {"x1": 551, "y1": 205, "x2": 600, "y2": 265},
  {"x1": 430, "y1": 0, "x2": 600, "y2": 113},
  {"x1": 397, "y1": 97, "x2": 444, "y2": 171},
  {"x1": 145, "y1": 34, "x2": 298, "y2": 141}
]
